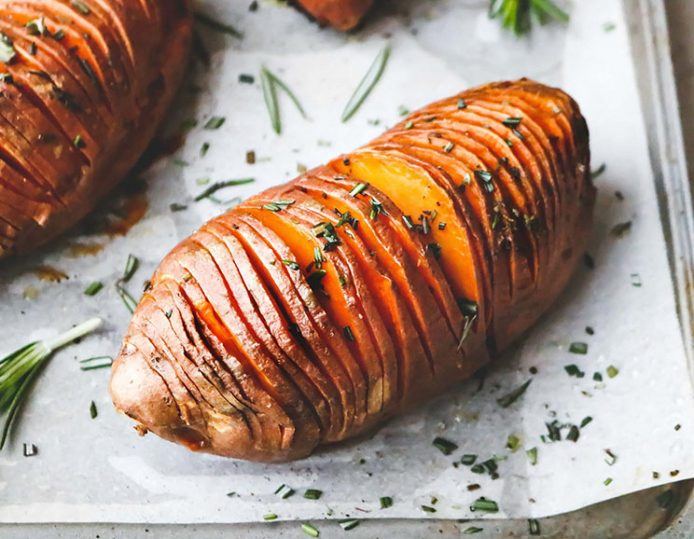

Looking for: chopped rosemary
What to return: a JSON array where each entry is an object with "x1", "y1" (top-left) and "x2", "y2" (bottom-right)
[
  {"x1": 506, "y1": 434, "x2": 521, "y2": 452},
  {"x1": 420, "y1": 505, "x2": 436, "y2": 513},
  {"x1": 194, "y1": 12, "x2": 243, "y2": 38},
  {"x1": 591, "y1": 163, "x2": 607, "y2": 179},
  {"x1": 502, "y1": 117, "x2": 523, "y2": 127},
  {"x1": 526, "y1": 446, "x2": 538, "y2": 465},
  {"x1": 470, "y1": 497, "x2": 499, "y2": 513},
  {"x1": 0, "y1": 318, "x2": 102, "y2": 449},
  {"x1": 339, "y1": 519, "x2": 360, "y2": 530},
  {"x1": 79, "y1": 356, "x2": 113, "y2": 371},
  {"x1": 89, "y1": 400, "x2": 98, "y2": 419},
  {"x1": 84, "y1": 281, "x2": 103, "y2": 296},
  {"x1": 23, "y1": 443, "x2": 37, "y2": 457},
  {"x1": 604, "y1": 477, "x2": 613, "y2": 486},
  {"x1": 580, "y1": 416, "x2": 593, "y2": 428},
  {"x1": 569, "y1": 342, "x2": 588, "y2": 354},
  {"x1": 604, "y1": 449, "x2": 617, "y2": 465},
  {"x1": 461, "y1": 454, "x2": 477, "y2": 466},
  {"x1": 380, "y1": 496, "x2": 393, "y2": 509},
  {"x1": 606, "y1": 365, "x2": 619, "y2": 378},
  {"x1": 263, "y1": 513, "x2": 278, "y2": 521},
  {"x1": 301, "y1": 523, "x2": 319, "y2": 537},
  {"x1": 566, "y1": 425, "x2": 580, "y2": 442},
  {"x1": 496, "y1": 379, "x2": 532, "y2": 408},
  {"x1": 564, "y1": 364, "x2": 585, "y2": 378},
  {"x1": 122, "y1": 254, "x2": 139, "y2": 283},
  {"x1": 529, "y1": 518, "x2": 541, "y2": 535},
  {"x1": 303, "y1": 488, "x2": 322, "y2": 500},
  {"x1": 115, "y1": 283, "x2": 137, "y2": 313},
  {"x1": 349, "y1": 182, "x2": 369, "y2": 197},
  {"x1": 194, "y1": 178, "x2": 254, "y2": 201},
  {"x1": 342, "y1": 44, "x2": 391, "y2": 122},
  {"x1": 593, "y1": 372, "x2": 603, "y2": 382},
  {"x1": 463, "y1": 527, "x2": 483, "y2": 534},
  {"x1": 281, "y1": 259, "x2": 300, "y2": 271},
  {"x1": 204, "y1": 116, "x2": 226, "y2": 130},
  {"x1": 433, "y1": 436, "x2": 458, "y2": 455},
  {"x1": 274, "y1": 483, "x2": 295, "y2": 499},
  {"x1": 343, "y1": 326, "x2": 355, "y2": 342},
  {"x1": 611, "y1": 221, "x2": 632, "y2": 238},
  {"x1": 262, "y1": 199, "x2": 295, "y2": 212}
]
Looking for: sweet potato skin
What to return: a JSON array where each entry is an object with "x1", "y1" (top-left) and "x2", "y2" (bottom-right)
[
  {"x1": 0, "y1": 1, "x2": 193, "y2": 259},
  {"x1": 295, "y1": 0, "x2": 374, "y2": 31},
  {"x1": 110, "y1": 79, "x2": 595, "y2": 461}
]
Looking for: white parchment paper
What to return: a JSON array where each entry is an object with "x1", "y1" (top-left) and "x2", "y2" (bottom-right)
[{"x1": 0, "y1": 0, "x2": 692, "y2": 523}]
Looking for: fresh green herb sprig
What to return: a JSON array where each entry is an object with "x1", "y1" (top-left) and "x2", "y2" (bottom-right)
[
  {"x1": 342, "y1": 44, "x2": 391, "y2": 122},
  {"x1": 0, "y1": 318, "x2": 102, "y2": 450},
  {"x1": 489, "y1": 0, "x2": 569, "y2": 36},
  {"x1": 260, "y1": 66, "x2": 307, "y2": 135}
]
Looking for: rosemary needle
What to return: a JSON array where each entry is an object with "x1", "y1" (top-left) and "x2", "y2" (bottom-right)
[
  {"x1": 342, "y1": 44, "x2": 391, "y2": 122},
  {"x1": 260, "y1": 67, "x2": 306, "y2": 134},
  {"x1": 0, "y1": 318, "x2": 102, "y2": 450}
]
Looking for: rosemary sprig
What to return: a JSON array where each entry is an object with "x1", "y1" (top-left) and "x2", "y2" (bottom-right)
[
  {"x1": 342, "y1": 44, "x2": 391, "y2": 122},
  {"x1": 260, "y1": 66, "x2": 307, "y2": 134},
  {"x1": 0, "y1": 318, "x2": 102, "y2": 450},
  {"x1": 489, "y1": 0, "x2": 569, "y2": 36},
  {"x1": 194, "y1": 178, "x2": 255, "y2": 202}
]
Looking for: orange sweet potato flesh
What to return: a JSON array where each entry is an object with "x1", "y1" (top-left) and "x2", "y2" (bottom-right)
[
  {"x1": 0, "y1": 1, "x2": 192, "y2": 259},
  {"x1": 110, "y1": 80, "x2": 595, "y2": 461},
  {"x1": 295, "y1": 0, "x2": 374, "y2": 31}
]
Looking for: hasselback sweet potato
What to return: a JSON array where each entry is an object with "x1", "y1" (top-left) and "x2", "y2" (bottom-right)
[
  {"x1": 295, "y1": 0, "x2": 373, "y2": 31},
  {"x1": 0, "y1": 0, "x2": 192, "y2": 258},
  {"x1": 110, "y1": 79, "x2": 595, "y2": 462}
]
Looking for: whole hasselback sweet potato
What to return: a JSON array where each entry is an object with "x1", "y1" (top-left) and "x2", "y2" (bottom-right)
[
  {"x1": 111, "y1": 79, "x2": 595, "y2": 462},
  {"x1": 0, "y1": 0, "x2": 192, "y2": 258}
]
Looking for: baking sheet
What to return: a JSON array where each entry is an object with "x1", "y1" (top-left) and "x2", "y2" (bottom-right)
[{"x1": 0, "y1": 0, "x2": 692, "y2": 524}]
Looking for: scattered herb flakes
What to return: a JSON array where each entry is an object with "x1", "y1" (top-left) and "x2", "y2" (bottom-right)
[
  {"x1": 427, "y1": 242, "x2": 442, "y2": 259},
  {"x1": 630, "y1": 273, "x2": 642, "y2": 287},
  {"x1": 349, "y1": 182, "x2": 369, "y2": 197},
  {"x1": 593, "y1": 372, "x2": 603, "y2": 382},
  {"x1": 433, "y1": 436, "x2": 458, "y2": 455},
  {"x1": 194, "y1": 12, "x2": 243, "y2": 38},
  {"x1": 239, "y1": 73, "x2": 255, "y2": 84},
  {"x1": 461, "y1": 454, "x2": 477, "y2": 466},
  {"x1": 380, "y1": 496, "x2": 393, "y2": 509},
  {"x1": 585, "y1": 326, "x2": 594, "y2": 335},
  {"x1": 470, "y1": 497, "x2": 499, "y2": 513},
  {"x1": 194, "y1": 178, "x2": 254, "y2": 201},
  {"x1": 170, "y1": 202, "x2": 188, "y2": 212},
  {"x1": 606, "y1": 365, "x2": 619, "y2": 378},
  {"x1": 282, "y1": 259, "x2": 300, "y2": 271},
  {"x1": 405, "y1": 120, "x2": 414, "y2": 129},
  {"x1": 204, "y1": 116, "x2": 226, "y2": 130},
  {"x1": 580, "y1": 416, "x2": 593, "y2": 428},
  {"x1": 565, "y1": 364, "x2": 585, "y2": 378},
  {"x1": 397, "y1": 105, "x2": 410, "y2": 116},
  {"x1": 301, "y1": 522, "x2": 319, "y2": 537},
  {"x1": 420, "y1": 505, "x2": 436, "y2": 513},
  {"x1": 502, "y1": 116, "x2": 522, "y2": 128},
  {"x1": 604, "y1": 449, "x2": 618, "y2": 466},
  {"x1": 526, "y1": 447, "x2": 538, "y2": 465},
  {"x1": 200, "y1": 142, "x2": 210, "y2": 157},
  {"x1": 603, "y1": 21, "x2": 616, "y2": 32},
  {"x1": 262, "y1": 199, "x2": 295, "y2": 212},
  {"x1": 604, "y1": 477, "x2": 613, "y2": 486},
  {"x1": 591, "y1": 163, "x2": 607, "y2": 179},
  {"x1": 463, "y1": 527, "x2": 483, "y2": 535},
  {"x1": 260, "y1": 66, "x2": 307, "y2": 135},
  {"x1": 457, "y1": 98, "x2": 467, "y2": 109},
  {"x1": 303, "y1": 489, "x2": 322, "y2": 500},
  {"x1": 122, "y1": 254, "x2": 139, "y2": 282},
  {"x1": 497, "y1": 379, "x2": 532, "y2": 408},
  {"x1": 115, "y1": 283, "x2": 137, "y2": 313},
  {"x1": 569, "y1": 342, "x2": 588, "y2": 354},
  {"x1": 528, "y1": 518, "x2": 541, "y2": 535},
  {"x1": 343, "y1": 326, "x2": 355, "y2": 342},
  {"x1": 84, "y1": 281, "x2": 103, "y2": 296},
  {"x1": 274, "y1": 483, "x2": 295, "y2": 499},
  {"x1": 610, "y1": 221, "x2": 632, "y2": 238},
  {"x1": 506, "y1": 434, "x2": 521, "y2": 452},
  {"x1": 79, "y1": 356, "x2": 113, "y2": 371},
  {"x1": 263, "y1": 513, "x2": 278, "y2": 521},
  {"x1": 23, "y1": 443, "x2": 38, "y2": 457},
  {"x1": 342, "y1": 44, "x2": 391, "y2": 122},
  {"x1": 566, "y1": 425, "x2": 580, "y2": 442},
  {"x1": 339, "y1": 519, "x2": 360, "y2": 530},
  {"x1": 246, "y1": 150, "x2": 256, "y2": 164},
  {"x1": 89, "y1": 400, "x2": 98, "y2": 419}
]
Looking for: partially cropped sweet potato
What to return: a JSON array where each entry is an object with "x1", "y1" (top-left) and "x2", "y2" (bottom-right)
[
  {"x1": 111, "y1": 79, "x2": 595, "y2": 462},
  {"x1": 295, "y1": 0, "x2": 374, "y2": 31},
  {"x1": 0, "y1": 0, "x2": 192, "y2": 258}
]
